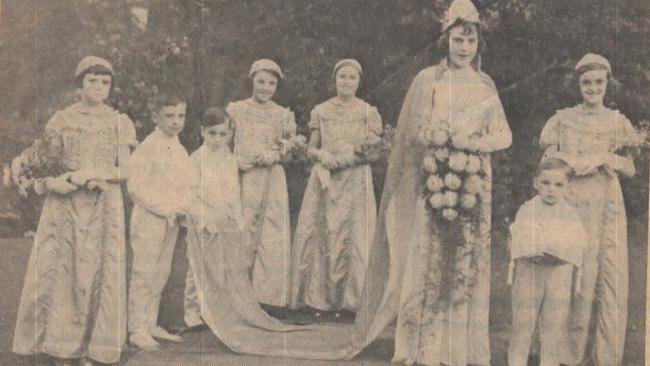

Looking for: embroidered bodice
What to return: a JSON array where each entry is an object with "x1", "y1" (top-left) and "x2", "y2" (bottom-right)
[
  {"x1": 227, "y1": 99, "x2": 296, "y2": 160},
  {"x1": 540, "y1": 105, "x2": 638, "y2": 156},
  {"x1": 46, "y1": 102, "x2": 136, "y2": 171},
  {"x1": 309, "y1": 98, "x2": 382, "y2": 155}
]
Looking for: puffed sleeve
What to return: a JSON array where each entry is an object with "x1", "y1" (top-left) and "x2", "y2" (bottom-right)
[
  {"x1": 611, "y1": 112, "x2": 637, "y2": 177},
  {"x1": 118, "y1": 113, "x2": 138, "y2": 148},
  {"x1": 539, "y1": 114, "x2": 561, "y2": 150},
  {"x1": 226, "y1": 102, "x2": 239, "y2": 129},
  {"x1": 478, "y1": 91, "x2": 512, "y2": 153},
  {"x1": 616, "y1": 112, "x2": 642, "y2": 150},
  {"x1": 44, "y1": 111, "x2": 65, "y2": 135},
  {"x1": 41, "y1": 111, "x2": 66, "y2": 164},
  {"x1": 21, "y1": 111, "x2": 66, "y2": 194},
  {"x1": 308, "y1": 106, "x2": 321, "y2": 131},
  {"x1": 367, "y1": 105, "x2": 383, "y2": 136},
  {"x1": 470, "y1": 73, "x2": 512, "y2": 153},
  {"x1": 19, "y1": 111, "x2": 66, "y2": 179}
]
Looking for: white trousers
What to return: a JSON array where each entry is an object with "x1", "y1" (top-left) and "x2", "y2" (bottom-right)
[
  {"x1": 128, "y1": 206, "x2": 179, "y2": 335},
  {"x1": 508, "y1": 258, "x2": 574, "y2": 366}
]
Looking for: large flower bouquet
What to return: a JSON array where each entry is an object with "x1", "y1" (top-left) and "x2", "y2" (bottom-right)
[
  {"x1": 417, "y1": 119, "x2": 485, "y2": 222},
  {"x1": 416, "y1": 117, "x2": 487, "y2": 305}
]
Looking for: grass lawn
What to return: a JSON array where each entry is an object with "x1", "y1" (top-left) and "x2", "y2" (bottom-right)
[{"x1": 0, "y1": 218, "x2": 645, "y2": 365}]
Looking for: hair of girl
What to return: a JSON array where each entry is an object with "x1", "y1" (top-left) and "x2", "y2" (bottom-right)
[
  {"x1": 201, "y1": 107, "x2": 230, "y2": 128},
  {"x1": 574, "y1": 54, "x2": 612, "y2": 81},
  {"x1": 435, "y1": 19, "x2": 486, "y2": 60},
  {"x1": 331, "y1": 59, "x2": 363, "y2": 80},
  {"x1": 248, "y1": 58, "x2": 284, "y2": 83},
  {"x1": 74, "y1": 64, "x2": 114, "y2": 88}
]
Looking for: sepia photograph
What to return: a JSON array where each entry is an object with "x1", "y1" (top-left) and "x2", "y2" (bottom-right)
[{"x1": 0, "y1": 0, "x2": 648, "y2": 365}]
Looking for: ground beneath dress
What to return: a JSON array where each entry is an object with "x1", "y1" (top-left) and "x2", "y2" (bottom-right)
[{"x1": 1, "y1": 227, "x2": 645, "y2": 365}]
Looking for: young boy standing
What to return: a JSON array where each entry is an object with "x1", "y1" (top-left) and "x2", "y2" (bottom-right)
[
  {"x1": 183, "y1": 107, "x2": 243, "y2": 329},
  {"x1": 507, "y1": 154, "x2": 588, "y2": 366},
  {"x1": 127, "y1": 94, "x2": 192, "y2": 350}
]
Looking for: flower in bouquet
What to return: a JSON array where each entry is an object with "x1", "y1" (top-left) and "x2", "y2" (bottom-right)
[
  {"x1": 417, "y1": 127, "x2": 431, "y2": 146},
  {"x1": 444, "y1": 172, "x2": 462, "y2": 190},
  {"x1": 275, "y1": 134, "x2": 307, "y2": 152},
  {"x1": 277, "y1": 134, "x2": 310, "y2": 165},
  {"x1": 426, "y1": 174, "x2": 444, "y2": 192},
  {"x1": 463, "y1": 174, "x2": 483, "y2": 194},
  {"x1": 429, "y1": 192, "x2": 445, "y2": 209},
  {"x1": 443, "y1": 190, "x2": 459, "y2": 207},
  {"x1": 354, "y1": 128, "x2": 393, "y2": 164},
  {"x1": 449, "y1": 151, "x2": 468, "y2": 172},
  {"x1": 293, "y1": 134, "x2": 308, "y2": 146},
  {"x1": 423, "y1": 155, "x2": 438, "y2": 174},
  {"x1": 8, "y1": 134, "x2": 67, "y2": 195},
  {"x1": 434, "y1": 147, "x2": 450, "y2": 162},
  {"x1": 431, "y1": 128, "x2": 450, "y2": 147},
  {"x1": 460, "y1": 193, "x2": 478, "y2": 209},
  {"x1": 465, "y1": 154, "x2": 482, "y2": 174},
  {"x1": 442, "y1": 208, "x2": 459, "y2": 221},
  {"x1": 451, "y1": 132, "x2": 470, "y2": 150},
  {"x1": 614, "y1": 119, "x2": 650, "y2": 157}
]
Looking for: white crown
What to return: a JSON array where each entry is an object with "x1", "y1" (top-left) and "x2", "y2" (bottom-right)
[{"x1": 442, "y1": 0, "x2": 480, "y2": 32}]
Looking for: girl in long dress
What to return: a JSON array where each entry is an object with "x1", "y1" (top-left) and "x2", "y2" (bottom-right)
[
  {"x1": 291, "y1": 59, "x2": 381, "y2": 318},
  {"x1": 539, "y1": 53, "x2": 637, "y2": 366},
  {"x1": 386, "y1": 1, "x2": 511, "y2": 364},
  {"x1": 226, "y1": 59, "x2": 295, "y2": 311},
  {"x1": 12, "y1": 56, "x2": 136, "y2": 366}
]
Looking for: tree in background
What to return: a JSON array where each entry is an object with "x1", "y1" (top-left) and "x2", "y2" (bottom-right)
[
  {"x1": 1, "y1": 0, "x2": 648, "y2": 243},
  {"x1": 0, "y1": 0, "x2": 647, "y2": 362}
]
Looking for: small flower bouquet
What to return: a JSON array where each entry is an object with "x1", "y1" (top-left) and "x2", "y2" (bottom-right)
[
  {"x1": 617, "y1": 119, "x2": 650, "y2": 157},
  {"x1": 274, "y1": 134, "x2": 309, "y2": 165},
  {"x1": 354, "y1": 125, "x2": 395, "y2": 165},
  {"x1": 417, "y1": 119, "x2": 484, "y2": 221},
  {"x1": 4, "y1": 134, "x2": 68, "y2": 196}
]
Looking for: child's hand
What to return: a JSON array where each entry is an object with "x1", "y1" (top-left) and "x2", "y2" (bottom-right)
[
  {"x1": 87, "y1": 179, "x2": 108, "y2": 191},
  {"x1": 166, "y1": 212, "x2": 180, "y2": 226},
  {"x1": 255, "y1": 152, "x2": 281, "y2": 167},
  {"x1": 601, "y1": 152, "x2": 626, "y2": 173},
  {"x1": 46, "y1": 173, "x2": 78, "y2": 195},
  {"x1": 318, "y1": 151, "x2": 338, "y2": 170},
  {"x1": 466, "y1": 138, "x2": 482, "y2": 153},
  {"x1": 306, "y1": 147, "x2": 322, "y2": 161},
  {"x1": 69, "y1": 169, "x2": 102, "y2": 186},
  {"x1": 578, "y1": 154, "x2": 607, "y2": 175},
  {"x1": 238, "y1": 159, "x2": 256, "y2": 172},
  {"x1": 205, "y1": 221, "x2": 220, "y2": 235},
  {"x1": 274, "y1": 138, "x2": 293, "y2": 151}
]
